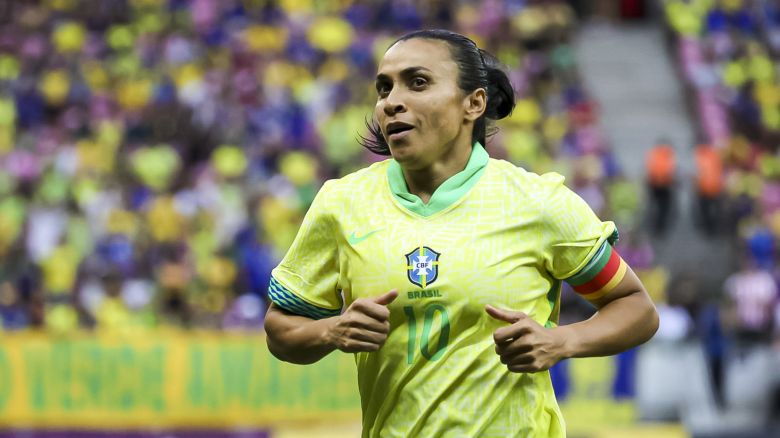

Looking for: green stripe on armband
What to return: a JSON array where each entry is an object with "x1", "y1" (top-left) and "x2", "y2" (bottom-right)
[{"x1": 565, "y1": 241, "x2": 612, "y2": 286}]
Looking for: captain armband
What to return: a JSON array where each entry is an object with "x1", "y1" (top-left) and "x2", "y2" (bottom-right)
[{"x1": 564, "y1": 241, "x2": 628, "y2": 301}]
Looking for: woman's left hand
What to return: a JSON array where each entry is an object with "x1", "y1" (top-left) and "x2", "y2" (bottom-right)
[{"x1": 485, "y1": 305, "x2": 567, "y2": 373}]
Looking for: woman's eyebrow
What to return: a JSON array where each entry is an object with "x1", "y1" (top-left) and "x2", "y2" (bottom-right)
[{"x1": 375, "y1": 66, "x2": 433, "y2": 83}]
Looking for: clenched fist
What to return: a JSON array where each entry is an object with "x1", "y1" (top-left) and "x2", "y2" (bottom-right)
[
  {"x1": 485, "y1": 305, "x2": 566, "y2": 373},
  {"x1": 327, "y1": 289, "x2": 398, "y2": 353}
]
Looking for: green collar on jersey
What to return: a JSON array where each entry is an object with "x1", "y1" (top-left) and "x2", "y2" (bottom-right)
[{"x1": 387, "y1": 142, "x2": 488, "y2": 217}]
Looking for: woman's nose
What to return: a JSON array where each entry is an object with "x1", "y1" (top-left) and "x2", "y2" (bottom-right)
[{"x1": 383, "y1": 90, "x2": 407, "y2": 116}]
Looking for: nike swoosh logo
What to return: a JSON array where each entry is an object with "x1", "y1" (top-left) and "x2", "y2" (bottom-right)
[{"x1": 348, "y1": 229, "x2": 383, "y2": 245}]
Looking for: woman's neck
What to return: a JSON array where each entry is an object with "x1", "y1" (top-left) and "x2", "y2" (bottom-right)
[{"x1": 401, "y1": 140, "x2": 473, "y2": 204}]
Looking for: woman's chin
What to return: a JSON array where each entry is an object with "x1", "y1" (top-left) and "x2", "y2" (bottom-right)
[{"x1": 389, "y1": 143, "x2": 417, "y2": 162}]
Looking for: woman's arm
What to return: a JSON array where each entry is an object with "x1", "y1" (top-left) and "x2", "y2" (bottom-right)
[
  {"x1": 487, "y1": 266, "x2": 658, "y2": 373},
  {"x1": 265, "y1": 290, "x2": 398, "y2": 365},
  {"x1": 553, "y1": 266, "x2": 659, "y2": 358},
  {"x1": 265, "y1": 303, "x2": 339, "y2": 364}
]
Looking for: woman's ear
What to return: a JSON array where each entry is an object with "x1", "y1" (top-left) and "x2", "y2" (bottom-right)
[{"x1": 463, "y1": 88, "x2": 487, "y2": 122}]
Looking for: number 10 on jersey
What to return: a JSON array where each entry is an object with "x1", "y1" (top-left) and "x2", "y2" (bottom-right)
[{"x1": 403, "y1": 304, "x2": 450, "y2": 364}]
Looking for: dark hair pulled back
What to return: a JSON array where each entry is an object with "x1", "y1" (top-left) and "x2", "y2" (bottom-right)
[{"x1": 360, "y1": 29, "x2": 516, "y2": 156}]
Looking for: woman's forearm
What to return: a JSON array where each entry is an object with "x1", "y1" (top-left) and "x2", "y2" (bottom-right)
[
  {"x1": 265, "y1": 291, "x2": 397, "y2": 364},
  {"x1": 554, "y1": 290, "x2": 659, "y2": 359},
  {"x1": 264, "y1": 304, "x2": 338, "y2": 364}
]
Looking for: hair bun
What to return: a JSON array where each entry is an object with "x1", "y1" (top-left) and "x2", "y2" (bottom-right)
[{"x1": 479, "y1": 49, "x2": 515, "y2": 120}]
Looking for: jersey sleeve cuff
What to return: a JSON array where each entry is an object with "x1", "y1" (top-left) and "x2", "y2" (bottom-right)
[{"x1": 268, "y1": 276, "x2": 342, "y2": 320}]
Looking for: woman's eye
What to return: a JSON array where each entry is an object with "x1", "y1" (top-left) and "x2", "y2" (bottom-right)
[
  {"x1": 377, "y1": 84, "x2": 390, "y2": 96},
  {"x1": 411, "y1": 77, "x2": 427, "y2": 88}
]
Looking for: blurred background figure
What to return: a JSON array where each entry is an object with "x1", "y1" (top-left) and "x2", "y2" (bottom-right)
[
  {"x1": 694, "y1": 142, "x2": 725, "y2": 236},
  {"x1": 723, "y1": 252, "x2": 778, "y2": 348},
  {"x1": 646, "y1": 140, "x2": 677, "y2": 235}
]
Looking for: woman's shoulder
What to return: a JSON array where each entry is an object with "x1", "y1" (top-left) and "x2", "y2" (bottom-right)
[
  {"x1": 487, "y1": 158, "x2": 566, "y2": 194},
  {"x1": 318, "y1": 159, "x2": 392, "y2": 198}
]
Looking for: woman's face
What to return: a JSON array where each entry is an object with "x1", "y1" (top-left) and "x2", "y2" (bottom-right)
[{"x1": 374, "y1": 38, "x2": 482, "y2": 169}]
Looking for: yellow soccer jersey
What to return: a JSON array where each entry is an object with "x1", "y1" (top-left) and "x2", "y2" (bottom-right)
[{"x1": 269, "y1": 143, "x2": 620, "y2": 437}]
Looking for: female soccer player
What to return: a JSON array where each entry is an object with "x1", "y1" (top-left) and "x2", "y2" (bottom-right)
[{"x1": 264, "y1": 29, "x2": 659, "y2": 437}]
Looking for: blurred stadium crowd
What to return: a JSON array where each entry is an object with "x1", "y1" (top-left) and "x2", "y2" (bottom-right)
[
  {"x1": 662, "y1": 0, "x2": 780, "y2": 352},
  {"x1": 0, "y1": 0, "x2": 655, "y2": 334}
]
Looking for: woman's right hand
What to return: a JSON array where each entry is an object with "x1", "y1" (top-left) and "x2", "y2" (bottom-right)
[{"x1": 327, "y1": 289, "x2": 398, "y2": 353}]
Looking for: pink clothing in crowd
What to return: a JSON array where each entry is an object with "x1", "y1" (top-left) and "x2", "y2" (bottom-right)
[{"x1": 725, "y1": 269, "x2": 778, "y2": 331}]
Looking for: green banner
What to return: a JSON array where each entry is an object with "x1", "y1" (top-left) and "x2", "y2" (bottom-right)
[{"x1": 0, "y1": 332, "x2": 360, "y2": 428}]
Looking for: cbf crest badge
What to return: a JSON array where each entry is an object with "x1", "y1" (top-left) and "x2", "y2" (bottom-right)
[{"x1": 405, "y1": 246, "x2": 441, "y2": 288}]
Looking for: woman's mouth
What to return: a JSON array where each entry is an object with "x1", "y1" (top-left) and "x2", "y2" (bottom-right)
[
  {"x1": 386, "y1": 122, "x2": 415, "y2": 141},
  {"x1": 389, "y1": 128, "x2": 413, "y2": 141}
]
